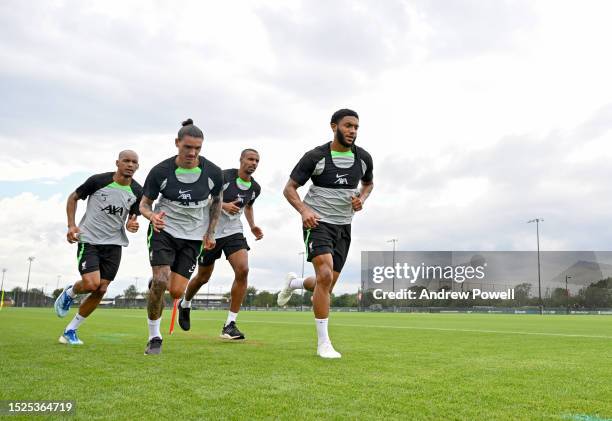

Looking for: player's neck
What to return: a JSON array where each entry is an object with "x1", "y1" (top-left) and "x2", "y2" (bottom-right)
[
  {"x1": 330, "y1": 139, "x2": 351, "y2": 152},
  {"x1": 175, "y1": 156, "x2": 199, "y2": 169},
  {"x1": 113, "y1": 172, "x2": 131, "y2": 186},
  {"x1": 237, "y1": 168, "x2": 251, "y2": 181}
]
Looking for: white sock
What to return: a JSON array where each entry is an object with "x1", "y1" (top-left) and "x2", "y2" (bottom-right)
[
  {"x1": 181, "y1": 298, "x2": 191, "y2": 308},
  {"x1": 225, "y1": 311, "x2": 238, "y2": 327},
  {"x1": 148, "y1": 318, "x2": 162, "y2": 340},
  {"x1": 65, "y1": 314, "x2": 86, "y2": 331},
  {"x1": 315, "y1": 318, "x2": 330, "y2": 346},
  {"x1": 289, "y1": 277, "x2": 304, "y2": 290},
  {"x1": 66, "y1": 286, "x2": 77, "y2": 298}
]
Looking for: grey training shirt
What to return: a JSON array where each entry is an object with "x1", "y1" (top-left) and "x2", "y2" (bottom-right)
[
  {"x1": 75, "y1": 172, "x2": 143, "y2": 246},
  {"x1": 290, "y1": 142, "x2": 373, "y2": 225}
]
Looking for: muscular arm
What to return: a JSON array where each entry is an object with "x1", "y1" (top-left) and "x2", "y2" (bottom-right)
[
  {"x1": 140, "y1": 196, "x2": 165, "y2": 232},
  {"x1": 139, "y1": 196, "x2": 155, "y2": 221},
  {"x1": 283, "y1": 179, "x2": 308, "y2": 214},
  {"x1": 244, "y1": 204, "x2": 263, "y2": 240},
  {"x1": 244, "y1": 204, "x2": 255, "y2": 229},
  {"x1": 359, "y1": 181, "x2": 374, "y2": 203},
  {"x1": 206, "y1": 191, "x2": 222, "y2": 239},
  {"x1": 283, "y1": 179, "x2": 320, "y2": 228},
  {"x1": 66, "y1": 191, "x2": 81, "y2": 243},
  {"x1": 351, "y1": 181, "x2": 374, "y2": 212},
  {"x1": 66, "y1": 191, "x2": 79, "y2": 228}
]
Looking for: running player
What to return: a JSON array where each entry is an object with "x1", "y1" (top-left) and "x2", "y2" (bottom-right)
[
  {"x1": 277, "y1": 109, "x2": 373, "y2": 358},
  {"x1": 178, "y1": 149, "x2": 263, "y2": 340},
  {"x1": 140, "y1": 119, "x2": 223, "y2": 355},
  {"x1": 54, "y1": 150, "x2": 142, "y2": 345}
]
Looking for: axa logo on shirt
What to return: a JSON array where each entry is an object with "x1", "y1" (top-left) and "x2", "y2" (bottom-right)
[
  {"x1": 101, "y1": 205, "x2": 124, "y2": 216},
  {"x1": 334, "y1": 173, "x2": 349, "y2": 185}
]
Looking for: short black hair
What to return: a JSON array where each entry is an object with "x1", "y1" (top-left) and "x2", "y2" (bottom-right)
[
  {"x1": 330, "y1": 109, "x2": 359, "y2": 125},
  {"x1": 177, "y1": 118, "x2": 204, "y2": 140},
  {"x1": 240, "y1": 148, "x2": 259, "y2": 158}
]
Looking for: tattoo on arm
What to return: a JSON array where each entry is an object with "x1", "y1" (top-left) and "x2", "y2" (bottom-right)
[
  {"x1": 139, "y1": 196, "x2": 154, "y2": 220},
  {"x1": 206, "y1": 192, "x2": 222, "y2": 237}
]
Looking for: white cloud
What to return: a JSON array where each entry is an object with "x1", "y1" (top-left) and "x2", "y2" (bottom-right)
[{"x1": 2, "y1": 1, "x2": 612, "y2": 298}]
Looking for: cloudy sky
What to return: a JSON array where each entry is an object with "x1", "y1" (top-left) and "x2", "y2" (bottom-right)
[{"x1": 1, "y1": 0, "x2": 612, "y2": 297}]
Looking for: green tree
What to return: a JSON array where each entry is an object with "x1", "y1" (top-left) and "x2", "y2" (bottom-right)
[
  {"x1": 52, "y1": 288, "x2": 63, "y2": 300},
  {"x1": 254, "y1": 291, "x2": 275, "y2": 307},
  {"x1": 124, "y1": 284, "x2": 138, "y2": 308},
  {"x1": 514, "y1": 282, "x2": 532, "y2": 306}
]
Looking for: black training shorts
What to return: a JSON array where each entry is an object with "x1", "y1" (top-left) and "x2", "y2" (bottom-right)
[
  {"x1": 303, "y1": 221, "x2": 351, "y2": 272},
  {"x1": 147, "y1": 226, "x2": 201, "y2": 279},
  {"x1": 76, "y1": 242, "x2": 122, "y2": 281},
  {"x1": 198, "y1": 233, "x2": 250, "y2": 267}
]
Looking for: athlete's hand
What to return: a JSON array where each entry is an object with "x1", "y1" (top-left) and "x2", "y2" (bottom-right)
[
  {"x1": 126, "y1": 214, "x2": 139, "y2": 233},
  {"x1": 300, "y1": 208, "x2": 321, "y2": 229},
  {"x1": 150, "y1": 211, "x2": 166, "y2": 233},
  {"x1": 67, "y1": 225, "x2": 81, "y2": 243},
  {"x1": 203, "y1": 233, "x2": 216, "y2": 250},
  {"x1": 251, "y1": 226, "x2": 264, "y2": 240},
  {"x1": 222, "y1": 200, "x2": 241, "y2": 215},
  {"x1": 351, "y1": 195, "x2": 364, "y2": 212}
]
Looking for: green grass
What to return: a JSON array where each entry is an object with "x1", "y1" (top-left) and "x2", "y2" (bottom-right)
[{"x1": 1, "y1": 308, "x2": 611, "y2": 420}]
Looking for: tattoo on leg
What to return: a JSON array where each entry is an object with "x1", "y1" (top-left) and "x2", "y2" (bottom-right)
[{"x1": 148, "y1": 272, "x2": 169, "y2": 319}]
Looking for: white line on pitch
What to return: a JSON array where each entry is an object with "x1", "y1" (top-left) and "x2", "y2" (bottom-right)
[{"x1": 117, "y1": 314, "x2": 612, "y2": 339}]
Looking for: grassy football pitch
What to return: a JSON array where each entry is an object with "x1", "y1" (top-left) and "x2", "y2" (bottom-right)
[{"x1": 1, "y1": 308, "x2": 611, "y2": 420}]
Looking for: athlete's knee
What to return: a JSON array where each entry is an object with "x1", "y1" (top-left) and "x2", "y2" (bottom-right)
[
  {"x1": 233, "y1": 265, "x2": 249, "y2": 282},
  {"x1": 168, "y1": 284, "x2": 184, "y2": 299},
  {"x1": 316, "y1": 267, "x2": 334, "y2": 288},
  {"x1": 150, "y1": 275, "x2": 168, "y2": 293},
  {"x1": 81, "y1": 276, "x2": 101, "y2": 292},
  {"x1": 91, "y1": 283, "x2": 109, "y2": 298}
]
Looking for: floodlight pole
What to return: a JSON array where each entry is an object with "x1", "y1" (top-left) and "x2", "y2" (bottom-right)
[
  {"x1": 1, "y1": 269, "x2": 6, "y2": 310},
  {"x1": 527, "y1": 219, "x2": 543, "y2": 315},
  {"x1": 25, "y1": 256, "x2": 35, "y2": 307},
  {"x1": 565, "y1": 275, "x2": 571, "y2": 315},
  {"x1": 387, "y1": 238, "x2": 398, "y2": 312}
]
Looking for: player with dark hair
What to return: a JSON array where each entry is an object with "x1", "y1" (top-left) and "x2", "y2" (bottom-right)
[
  {"x1": 140, "y1": 119, "x2": 223, "y2": 355},
  {"x1": 278, "y1": 108, "x2": 374, "y2": 358},
  {"x1": 178, "y1": 149, "x2": 263, "y2": 340},
  {"x1": 54, "y1": 150, "x2": 142, "y2": 345}
]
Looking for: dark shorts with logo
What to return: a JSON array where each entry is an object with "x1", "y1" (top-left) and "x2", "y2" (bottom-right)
[
  {"x1": 76, "y1": 243, "x2": 122, "y2": 281},
  {"x1": 303, "y1": 221, "x2": 351, "y2": 272},
  {"x1": 198, "y1": 233, "x2": 250, "y2": 267},
  {"x1": 147, "y1": 226, "x2": 202, "y2": 279}
]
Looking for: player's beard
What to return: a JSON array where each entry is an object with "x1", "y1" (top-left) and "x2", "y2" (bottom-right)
[{"x1": 336, "y1": 129, "x2": 356, "y2": 148}]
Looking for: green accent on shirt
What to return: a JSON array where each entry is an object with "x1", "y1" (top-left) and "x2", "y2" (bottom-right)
[
  {"x1": 236, "y1": 177, "x2": 252, "y2": 188},
  {"x1": 107, "y1": 181, "x2": 133, "y2": 193},
  {"x1": 331, "y1": 150, "x2": 354, "y2": 157},
  {"x1": 176, "y1": 167, "x2": 202, "y2": 174}
]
